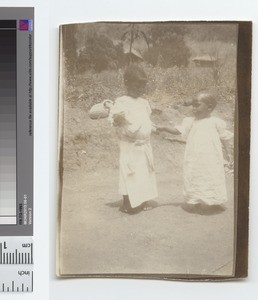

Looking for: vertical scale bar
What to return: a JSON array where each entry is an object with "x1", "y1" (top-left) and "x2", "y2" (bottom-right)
[
  {"x1": 17, "y1": 15, "x2": 34, "y2": 237},
  {"x1": 0, "y1": 10, "x2": 34, "y2": 293},
  {"x1": 30, "y1": 243, "x2": 33, "y2": 264},
  {"x1": 31, "y1": 271, "x2": 33, "y2": 292},
  {"x1": 0, "y1": 12, "x2": 34, "y2": 236},
  {"x1": 0, "y1": 21, "x2": 17, "y2": 225}
]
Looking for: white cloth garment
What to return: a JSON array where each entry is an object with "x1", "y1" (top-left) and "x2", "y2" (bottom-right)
[
  {"x1": 175, "y1": 116, "x2": 233, "y2": 205},
  {"x1": 109, "y1": 96, "x2": 158, "y2": 208}
]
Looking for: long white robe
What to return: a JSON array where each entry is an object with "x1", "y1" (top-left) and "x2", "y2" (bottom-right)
[
  {"x1": 109, "y1": 96, "x2": 158, "y2": 208},
  {"x1": 175, "y1": 117, "x2": 233, "y2": 205}
]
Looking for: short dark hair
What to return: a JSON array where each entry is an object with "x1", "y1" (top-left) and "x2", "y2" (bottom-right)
[
  {"x1": 195, "y1": 91, "x2": 217, "y2": 111},
  {"x1": 123, "y1": 64, "x2": 148, "y2": 87}
]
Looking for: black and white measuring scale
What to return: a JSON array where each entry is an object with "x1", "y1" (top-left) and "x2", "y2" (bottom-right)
[{"x1": 0, "y1": 8, "x2": 34, "y2": 292}]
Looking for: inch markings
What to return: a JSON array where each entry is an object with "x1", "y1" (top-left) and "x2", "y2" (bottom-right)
[{"x1": 0, "y1": 267, "x2": 33, "y2": 292}]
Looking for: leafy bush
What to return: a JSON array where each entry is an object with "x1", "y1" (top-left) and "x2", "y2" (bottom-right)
[
  {"x1": 64, "y1": 69, "x2": 124, "y2": 110},
  {"x1": 144, "y1": 24, "x2": 191, "y2": 68},
  {"x1": 77, "y1": 35, "x2": 124, "y2": 72}
]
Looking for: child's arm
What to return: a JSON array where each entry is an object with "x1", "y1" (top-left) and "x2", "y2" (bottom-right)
[
  {"x1": 156, "y1": 126, "x2": 181, "y2": 135},
  {"x1": 215, "y1": 118, "x2": 234, "y2": 163},
  {"x1": 221, "y1": 139, "x2": 233, "y2": 163}
]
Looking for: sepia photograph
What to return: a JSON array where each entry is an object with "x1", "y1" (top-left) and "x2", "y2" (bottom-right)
[{"x1": 57, "y1": 22, "x2": 243, "y2": 278}]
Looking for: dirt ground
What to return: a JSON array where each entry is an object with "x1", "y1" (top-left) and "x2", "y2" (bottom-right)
[
  {"x1": 59, "y1": 160, "x2": 234, "y2": 276},
  {"x1": 58, "y1": 99, "x2": 235, "y2": 277}
]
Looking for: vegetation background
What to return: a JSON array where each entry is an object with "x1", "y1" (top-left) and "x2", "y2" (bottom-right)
[{"x1": 61, "y1": 22, "x2": 236, "y2": 171}]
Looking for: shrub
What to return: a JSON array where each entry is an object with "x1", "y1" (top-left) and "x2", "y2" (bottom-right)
[
  {"x1": 77, "y1": 35, "x2": 124, "y2": 73},
  {"x1": 144, "y1": 24, "x2": 191, "y2": 68}
]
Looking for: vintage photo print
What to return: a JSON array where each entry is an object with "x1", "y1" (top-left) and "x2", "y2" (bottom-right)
[{"x1": 57, "y1": 22, "x2": 250, "y2": 279}]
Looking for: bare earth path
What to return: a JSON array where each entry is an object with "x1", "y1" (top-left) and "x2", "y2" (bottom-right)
[{"x1": 59, "y1": 167, "x2": 234, "y2": 276}]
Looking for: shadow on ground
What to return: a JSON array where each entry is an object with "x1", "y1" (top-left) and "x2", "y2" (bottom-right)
[{"x1": 106, "y1": 199, "x2": 226, "y2": 216}]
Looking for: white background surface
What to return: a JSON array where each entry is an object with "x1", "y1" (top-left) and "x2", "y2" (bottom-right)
[{"x1": 0, "y1": 0, "x2": 257, "y2": 299}]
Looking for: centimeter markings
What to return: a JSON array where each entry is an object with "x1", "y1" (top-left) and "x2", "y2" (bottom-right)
[
  {"x1": 0, "y1": 240, "x2": 34, "y2": 292},
  {"x1": 0, "y1": 242, "x2": 33, "y2": 265}
]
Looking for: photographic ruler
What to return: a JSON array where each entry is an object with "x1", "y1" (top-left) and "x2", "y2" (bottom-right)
[{"x1": 0, "y1": 8, "x2": 34, "y2": 292}]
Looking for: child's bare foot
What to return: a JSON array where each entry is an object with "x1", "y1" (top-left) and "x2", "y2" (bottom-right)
[
  {"x1": 142, "y1": 201, "x2": 153, "y2": 211},
  {"x1": 119, "y1": 205, "x2": 141, "y2": 215},
  {"x1": 181, "y1": 202, "x2": 202, "y2": 213},
  {"x1": 181, "y1": 202, "x2": 226, "y2": 215},
  {"x1": 120, "y1": 195, "x2": 133, "y2": 214},
  {"x1": 119, "y1": 205, "x2": 130, "y2": 213},
  {"x1": 143, "y1": 206, "x2": 153, "y2": 211}
]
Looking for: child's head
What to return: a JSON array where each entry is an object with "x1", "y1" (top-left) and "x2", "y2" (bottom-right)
[
  {"x1": 124, "y1": 64, "x2": 148, "y2": 98},
  {"x1": 192, "y1": 91, "x2": 217, "y2": 119}
]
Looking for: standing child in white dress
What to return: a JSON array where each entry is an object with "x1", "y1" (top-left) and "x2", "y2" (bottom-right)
[
  {"x1": 157, "y1": 91, "x2": 233, "y2": 212},
  {"x1": 109, "y1": 64, "x2": 158, "y2": 214}
]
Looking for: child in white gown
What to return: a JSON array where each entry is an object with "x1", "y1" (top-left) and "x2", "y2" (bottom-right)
[
  {"x1": 157, "y1": 91, "x2": 233, "y2": 210},
  {"x1": 109, "y1": 65, "x2": 158, "y2": 214}
]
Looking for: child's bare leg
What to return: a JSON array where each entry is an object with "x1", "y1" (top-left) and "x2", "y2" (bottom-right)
[
  {"x1": 120, "y1": 195, "x2": 142, "y2": 214},
  {"x1": 120, "y1": 195, "x2": 133, "y2": 213}
]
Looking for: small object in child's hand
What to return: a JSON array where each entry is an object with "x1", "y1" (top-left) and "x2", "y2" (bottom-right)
[
  {"x1": 103, "y1": 99, "x2": 114, "y2": 110},
  {"x1": 113, "y1": 112, "x2": 126, "y2": 126}
]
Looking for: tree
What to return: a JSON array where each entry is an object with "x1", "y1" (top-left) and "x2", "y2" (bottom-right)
[
  {"x1": 77, "y1": 34, "x2": 124, "y2": 72},
  {"x1": 188, "y1": 24, "x2": 237, "y2": 43},
  {"x1": 144, "y1": 24, "x2": 191, "y2": 68},
  {"x1": 121, "y1": 24, "x2": 149, "y2": 64}
]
